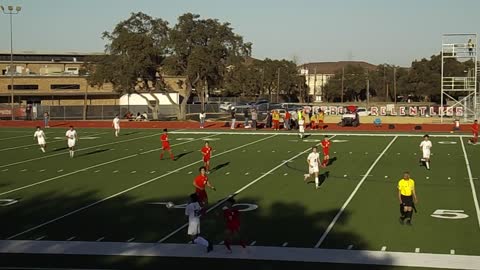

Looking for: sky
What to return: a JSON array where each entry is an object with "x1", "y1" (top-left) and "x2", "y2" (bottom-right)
[{"x1": 0, "y1": 0, "x2": 478, "y2": 67}]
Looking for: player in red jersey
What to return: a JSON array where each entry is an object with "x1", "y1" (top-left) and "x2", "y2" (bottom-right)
[
  {"x1": 469, "y1": 120, "x2": 478, "y2": 145},
  {"x1": 193, "y1": 166, "x2": 216, "y2": 207},
  {"x1": 160, "y1": 129, "x2": 174, "y2": 160},
  {"x1": 223, "y1": 197, "x2": 246, "y2": 252},
  {"x1": 201, "y1": 141, "x2": 213, "y2": 173},
  {"x1": 320, "y1": 135, "x2": 331, "y2": 168}
]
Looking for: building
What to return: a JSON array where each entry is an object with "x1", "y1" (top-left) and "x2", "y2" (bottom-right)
[{"x1": 298, "y1": 61, "x2": 377, "y2": 102}]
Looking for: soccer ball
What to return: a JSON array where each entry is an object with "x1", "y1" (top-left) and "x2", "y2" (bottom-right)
[{"x1": 166, "y1": 202, "x2": 175, "y2": 209}]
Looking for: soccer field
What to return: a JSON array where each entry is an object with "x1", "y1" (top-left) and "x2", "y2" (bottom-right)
[{"x1": 0, "y1": 127, "x2": 479, "y2": 270}]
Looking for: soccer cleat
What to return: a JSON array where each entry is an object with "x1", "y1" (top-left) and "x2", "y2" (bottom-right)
[
  {"x1": 399, "y1": 217, "x2": 405, "y2": 225},
  {"x1": 207, "y1": 241, "x2": 213, "y2": 253},
  {"x1": 406, "y1": 220, "x2": 412, "y2": 226}
]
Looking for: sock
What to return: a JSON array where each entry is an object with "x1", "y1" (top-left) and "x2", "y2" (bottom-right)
[
  {"x1": 193, "y1": 236, "x2": 209, "y2": 247},
  {"x1": 71, "y1": 150, "x2": 74, "y2": 157},
  {"x1": 315, "y1": 176, "x2": 319, "y2": 186},
  {"x1": 425, "y1": 161, "x2": 430, "y2": 169},
  {"x1": 41, "y1": 147, "x2": 45, "y2": 153},
  {"x1": 206, "y1": 164, "x2": 209, "y2": 171},
  {"x1": 170, "y1": 153, "x2": 175, "y2": 160},
  {"x1": 224, "y1": 240, "x2": 231, "y2": 250},
  {"x1": 406, "y1": 211, "x2": 412, "y2": 220},
  {"x1": 160, "y1": 153, "x2": 164, "y2": 159},
  {"x1": 115, "y1": 131, "x2": 119, "y2": 137}
]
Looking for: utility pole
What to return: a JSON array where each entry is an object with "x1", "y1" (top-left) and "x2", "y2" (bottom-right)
[
  {"x1": 366, "y1": 69, "x2": 370, "y2": 107},
  {"x1": 393, "y1": 67, "x2": 397, "y2": 104},
  {"x1": 341, "y1": 67, "x2": 345, "y2": 103},
  {"x1": 277, "y1": 67, "x2": 280, "y2": 103},
  {"x1": 383, "y1": 65, "x2": 387, "y2": 102},
  {"x1": 313, "y1": 67, "x2": 317, "y2": 102}
]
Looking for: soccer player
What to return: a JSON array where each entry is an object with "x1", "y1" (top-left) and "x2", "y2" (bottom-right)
[
  {"x1": 222, "y1": 197, "x2": 246, "y2": 252},
  {"x1": 112, "y1": 114, "x2": 120, "y2": 137},
  {"x1": 185, "y1": 193, "x2": 213, "y2": 252},
  {"x1": 468, "y1": 120, "x2": 478, "y2": 145},
  {"x1": 304, "y1": 146, "x2": 320, "y2": 189},
  {"x1": 320, "y1": 136, "x2": 331, "y2": 168},
  {"x1": 201, "y1": 141, "x2": 212, "y2": 173},
  {"x1": 298, "y1": 116, "x2": 305, "y2": 139},
  {"x1": 33, "y1": 126, "x2": 47, "y2": 153},
  {"x1": 160, "y1": 129, "x2": 174, "y2": 160},
  {"x1": 193, "y1": 166, "x2": 216, "y2": 207},
  {"x1": 65, "y1": 126, "x2": 78, "y2": 158},
  {"x1": 419, "y1": 134, "x2": 432, "y2": 170},
  {"x1": 398, "y1": 172, "x2": 418, "y2": 225}
]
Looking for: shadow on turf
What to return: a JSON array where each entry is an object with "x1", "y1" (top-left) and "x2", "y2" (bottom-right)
[
  {"x1": 306, "y1": 171, "x2": 329, "y2": 187},
  {"x1": 174, "y1": 151, "x2": 193, "y2": 161},
  {"x1": 0, "y1": 191, "x2": 397, "y2": 270},
  {"x1": 209, "y1": 162, "x2": 230, "y2": 173},
  {"x1": 52, "y1": 147, "x2": 69, "y2": 152},
  {"x1": 76, "y1": 149, "x2": 110, "y2": 157},
  {"x1": 328, "y1": 157, "x2": 338, "y2": 166}
]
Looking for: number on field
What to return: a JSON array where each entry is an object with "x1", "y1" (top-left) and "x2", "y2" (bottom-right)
[{"x1": 431, "y1": 209, "x2": 469, "y2": 219}]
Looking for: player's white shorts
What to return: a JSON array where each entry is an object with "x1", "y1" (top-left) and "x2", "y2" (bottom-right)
[
  {"x1": 423, "y1": 150, "x2": 430, "y2": 159},
  {"x1": 187, "y1": 221, "x2": 200, "y2": 235},
  {"x1": 299, "y1": 126, "x2": 305, "y2": 133},
  {"x1": 68, "y1": 139, "x2": 76, "y2": 148},
  {"x1": 114, "y1": 124, "x2": 120, "y2": 130},
  {"x1": 37, "y1": 138, "x2": 46, "y2": 145},
  {"x1": 309, "y1": 165, "x2": 319, "y2": 174}
]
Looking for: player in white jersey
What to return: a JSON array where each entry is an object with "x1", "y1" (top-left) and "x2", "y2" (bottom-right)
[
  {"x1": 65, "y1": 126, "x2": 78, "y2": 158},
  {"x1": 112, "y1": 115, "x2": 120, "y2": 137},
  {"x1": 298, "y1": 117, "x2": 305, "y2": 139},
  {"x1": 304, "y1": 146, "x2": 320, "y2": 189},
  {"x1": 185, "y1": 193, "x2": 213, "y2": 252},
  {"x1": 419, "y1": 134, "x2": 432, "y2": 170},
  {"x1": 33, "y1": 126, "x2": 47, "y2": 153}
]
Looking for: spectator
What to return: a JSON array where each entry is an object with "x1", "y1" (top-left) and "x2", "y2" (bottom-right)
[
  {"x1": 318, "y1": 110, "x2": 325, "y2": 129},
  {"x1": 230, "y1": 108, "x2": 236, "y2": 129},
  {"x1": 141, "y1": 112, "x2": 148, "y2": 121},
  {"x1": 43, "y1": 112, "x2": 50, "y2": 128},
  {"x1": 32, "y1": 104, "x2": 38, "y2": 120},
  {"x1": 291, "y1": 110, "x2": 298, "y2": 130},
  {"x1": 124, "y1": 111, "x2": 134, "y2": 120},
  {"x1": 468, "y1": 39, "x2": 474, "y2": 56},
  {"x1": 452, "y1": 119, "x2": 460, "y2": 132},
  {"x1": 199, "y1": 111, "x2": 206, "y2": 129},
  {"x1": 265, "y1": 111, "x2": 272, "y2": 128},
  {"x1": 135, "y1": 112, "x2": 142, "y2": 121},
  {"x1": 251, "y1": 109, "x2": 258, "y2": 130},
  {"x1": 284, "y1": 110, "x2": 291, "y2": 130},
  {"x1": 272, "y1": 110, "x2": 280, "y2": 130},
  {"x1": 244, "y1": 109, "x2": 249, "y2": 128}
]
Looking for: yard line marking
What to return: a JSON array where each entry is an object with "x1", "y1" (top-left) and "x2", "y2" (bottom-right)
[
  {"x1": 157, "y1": 136, "x2": 332, "y2": 243},
  {"x1": 94, "y1": 170, "x2": 101, "y2": 173},
  {"x1": 245, "y1": 172, "x2": 249, "y2": 175},
  {"x1": 250, "y1": 241, "x2": 257, "y2": 246},
  {"x1": 314, "y1": 136, "x2": 398, "y2": 248},
  {"x1": 451, "y1": 249, "x2": 455, "y2": 255},
  {"x1": 284, "y1": 173, "x2": 288, "y2": 176},
  {"x1": 187, "y1": 171, "x2": 192, "y2": 174},
  {"x1": 381, "y1": 246, "x2": 387, "y2": 251},
  {"x1": 96, "y1": 237, "x2": 104, "y2": 242},
  {"x1": 130, "y1": 171, "x2": 137, "y2": 174},
  {"x1": 57, "y1": 169, "x2": 63, "y2": 173},
  {"x1": 460, "y1": 138, "x2": 480, "y2": 230},
  {"x1": 347, "y1": 245, "x2": 353, "y2": 250},
  {"x1": 0, "y1": 132, "x2": 162, "y2": 169},
  {"x1": 1, "y1": 169, "x2": 7, "y2": 172},
  {"x1": 39, "y1": 169, "x2": 45, "y2": 172},
  {"x1": 7, "y1": 135, "x2": 277, "y2": 240},
  {"x1": 67, "y1": 236, "x2": 76, "y2": 241},
  {"x1": 127, "y1": 238, "x2": 135, "y2": 242},
  {"x1": 282, "y1": 242, "x2": 288, "y2": 247},
  {"x1": 0, "y1": 135, "x2": 216, "y2": 197},
  {"x1": 415, "y1": 248, "x2": 420, "y2": 253},
  {"x1": 113, "y1": 170, "x2": 119, "y2": 173},
  {"x1": 4, "y1": 241, "x2": 480, "y2": 270},
  {"x1": 0, "y1": 134, "x2": 32, "y2": 141},
  {"x1": 150, "y1": 171, "x2": 156, "y2": 174},
  {"x1": 225, "y1": 172, "x2": 230, "y2": 175},
  {"x1": 20, "y1": 169, "x2": 27, "y2": 172},
  {"x1": 35, "y1": 236, "x2": 45, "y2": 241}
]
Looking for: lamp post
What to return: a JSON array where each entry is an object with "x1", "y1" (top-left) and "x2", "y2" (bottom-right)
[{"x1": 1, "y1": 5, "x2": 21, "y2": 120}]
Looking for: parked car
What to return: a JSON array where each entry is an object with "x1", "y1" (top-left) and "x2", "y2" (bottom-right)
[
  {"x1": 219, "y1": 102, "x2": 233, "y2": 111},
  {"x1": 356, "y1": 107, "x2": 371, "y2": 117}
]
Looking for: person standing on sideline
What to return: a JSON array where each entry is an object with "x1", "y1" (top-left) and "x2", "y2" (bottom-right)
[
  {"x1": 230, "y1": 108, "x2": 236, "y2": 129},
  {"x1": 160, "y1": 129, "x2": 174, "y2": 160},
  {"x1": 185, "y1": 193, "x2": 213, "y2": 252},
  {"x1": 112, "y1": 114, "x2": 120, "y2": 137},
  {"x1": 272, "y1": 110, "x2": 280, "y2": 130},
  {"x1": 65, "y1": 126, "x2": 78, "y2": 158},
  {"x1": 298, "y1": 115, "x2": 305, "y2": 139},
  {"x1": 199, "y1": 111, "x2": 206, "y2": 129},
  {"x1": 469, "y1": 120, "x2": 478, "y2": 145},
  {"x1": 284, "y1": 110, "x2": 291, "y2": 130},
  {"x1": 243, "y1": 108, "x2": 249, "y2": 128},
  {"x1": 34, "y1": 126, "x2": 47, "y2": 153},
  {"x1": 251, "y1": 109, "x2": 258, "y2": 130},
  {"x1": 398, "y1": 172, "x2": 418, "y2": 225},
  {"x1": 419, "y1": 134, "x2": 432, "y2": 170},
  {"x1": 43, "y1": 112, "x2": 49, "y2": 128},
  {"x1": 304, "y1": 146, "x2": 320, "y2": 189}
]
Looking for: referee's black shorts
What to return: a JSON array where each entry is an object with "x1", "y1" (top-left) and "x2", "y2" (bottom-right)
[{"x1": 401, "y1": 195, "x2": 413, "y2": 207}]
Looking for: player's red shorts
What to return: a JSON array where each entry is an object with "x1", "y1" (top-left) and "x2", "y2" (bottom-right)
[
  {"x1": 323, "y1": 149, "x2": 330, "y2": 156},
  {"x1": 227, "y1": 223, "x2": 240, "y2": 233},
  {"x1": 474, "y1": 132, "x2": 478, "y2": 138},
  {"x1": 162, "y1": 143, "x2": 171, "y2": 150},
  {"x1": 196, "y1": 189, "x2": 208, "y2": 204},
  {"x1": 203, "y1": 156, "x2": 210, "y2": 162}
]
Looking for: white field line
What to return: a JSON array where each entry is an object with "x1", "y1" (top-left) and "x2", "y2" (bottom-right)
[
  {"x1": 460, "y1": 137, "x2": 480, "y2": 230},
  {"x1": 314, "y1": 136, "x2": 398, "y2": 248},
  {"x1": 0, "y1": 134, "x2": 33, "y2": 141},
  {"x1": 1, "y1": 241, "x2": 480, "y2": 270},
  {"x1": 6, "y1": 135, "x2": 277, "y2": 239},
  {"x1": 0, "y1": 132, "x2": 108, "y2": 152},
  {"x1": 0, "y1": 132, "x2": 163, "y2": 169},
  {"x1": 0, "y1": 134, "x2": 217, "y2": 197},
  {"x1": 157, "y1": 136, "x2": 333, "y2": 243},
  {"x1": 168, "y1": 131, "x2": 470, "y2": 138}
]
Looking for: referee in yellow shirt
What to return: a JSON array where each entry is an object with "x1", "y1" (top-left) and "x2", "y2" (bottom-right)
[{"x1": 398, "y1": 172, "x2": 418, "y2": 225}]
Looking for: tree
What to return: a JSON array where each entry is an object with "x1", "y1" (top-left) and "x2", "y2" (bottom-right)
[
  {"x1": 85, "y1": 12, "x2": 169, "y2": 119},
  {"x1": 163, "y1": 13, "x2": 251, "y2": 119}
]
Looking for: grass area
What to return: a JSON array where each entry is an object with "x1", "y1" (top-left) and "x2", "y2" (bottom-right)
[{"x1": 0, "y1": 127, "x2": 479, "y2": 269}]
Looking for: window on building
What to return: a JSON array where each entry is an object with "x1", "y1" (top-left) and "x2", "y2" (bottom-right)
[
  {"x1": 8, "y1": 84, "x2": 39, "y2": 90},
  {"x1": 51, "y1": 84, "x2": 81, "y2": 90}
]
